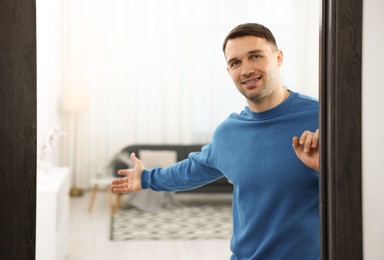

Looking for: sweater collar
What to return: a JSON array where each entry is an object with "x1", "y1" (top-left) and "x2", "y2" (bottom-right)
[{"x1": 244, "y1": 89, "x2": 298, "y2": 120}]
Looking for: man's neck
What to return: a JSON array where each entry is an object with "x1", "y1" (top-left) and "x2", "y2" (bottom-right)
[{"x1": 248, "y1": 87, "x2": 290, "y2": 113}]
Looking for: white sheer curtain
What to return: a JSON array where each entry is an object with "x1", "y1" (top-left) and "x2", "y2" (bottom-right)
[{"x1": 60, "y1": 0, "x2": 320, "y2": 188}]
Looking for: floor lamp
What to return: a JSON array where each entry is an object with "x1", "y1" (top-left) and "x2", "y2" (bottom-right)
[{"x1": 62, "y1": 91, "x2": 89, "y2": 197}]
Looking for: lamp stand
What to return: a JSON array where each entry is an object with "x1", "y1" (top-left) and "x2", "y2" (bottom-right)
[
  {"x1": 69, "y1": 187, "x2": 83, "y2": 197},
  {"x1": 69, "y1": 112, "x2": 83, "y2": 197}
]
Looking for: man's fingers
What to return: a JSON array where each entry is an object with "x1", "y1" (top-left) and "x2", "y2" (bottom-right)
[
  {"x1": 292, "y1": 136, "x2": 303, "y2": 155},
  {"x1": 299, "y1": 130, "x2": 318, "y2": 152},
  {"x1": 303, "y1": 132, "x2": 314, "y2": 152},
  {"x1": 117, "y1": 169, "x2": 129, "y2": 176},
  {"x1": 294, "y1": 130, "x2": 319, "y2": 154},
  {"x1": 130, "y1": 152, "x2": 145, "y2": 169},
  {"x1": 299, "y1": 131, "x2": 309, "y2": 145},
  {"x1": 312, "y1": 129, "x2": 319, "y2": 148},
  {"x1": 111, "y1": 176, "x2": 127, "y2": 185},
  {"x1": 130, "y1": 152, "x2": 138, "y2": 164},
  {"x1": 111, "y1": 184, "x2": 128, "y2": 193},
  {"x1": 110, "y1": 177, "x2": 129, "y2": 192}
]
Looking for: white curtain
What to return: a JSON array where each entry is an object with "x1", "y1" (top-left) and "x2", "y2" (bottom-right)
[{"x1": 60, "y1": 0, "x2": 320, "y2": 188}]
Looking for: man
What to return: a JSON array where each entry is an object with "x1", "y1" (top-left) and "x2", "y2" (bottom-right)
[{"x1": 111, "y1": 23, "x2": 319, "y2": 259}]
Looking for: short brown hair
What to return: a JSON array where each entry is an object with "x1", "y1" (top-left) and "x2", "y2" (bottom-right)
[{"x1": 222, "y1": 23, "x2": 278, "y2": 52}]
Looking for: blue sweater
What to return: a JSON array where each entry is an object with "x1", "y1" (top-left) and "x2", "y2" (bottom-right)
[{"x1": 141, "y1": 90, "x2": 319, "y2": 259}]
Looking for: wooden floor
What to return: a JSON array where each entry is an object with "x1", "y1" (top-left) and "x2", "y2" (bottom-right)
[{"x1": 67, "y1": 190, "x2": 232, "y2": 260}]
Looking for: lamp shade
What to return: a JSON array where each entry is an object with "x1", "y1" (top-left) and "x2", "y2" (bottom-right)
[{"x1": 62, "y1": 91, "x2": 89, "y2": 112}]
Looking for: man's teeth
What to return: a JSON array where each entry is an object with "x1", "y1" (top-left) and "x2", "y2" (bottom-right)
[
  {"x1": 244, "y1": 79, "x2": 256, "y2": 84},
  {"x1": 243, "y1": 76, "x2": 261, "y2": 85}
]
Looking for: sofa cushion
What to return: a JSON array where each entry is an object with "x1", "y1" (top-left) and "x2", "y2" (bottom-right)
[{"x1": 138, "y1": 149, "x2": 178, "y2": 168}]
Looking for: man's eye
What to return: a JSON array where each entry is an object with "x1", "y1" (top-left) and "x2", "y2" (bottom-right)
[
  {"x1": 251, "y1": 54, "x2": 261, "y2": 60},
  {"x1": 231, "y1": 61, "x2": 240, "y2": 67}
]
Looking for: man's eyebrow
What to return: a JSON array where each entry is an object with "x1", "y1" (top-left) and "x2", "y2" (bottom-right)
[
  {"x1": 248, "y1": 50, "x2": 264, "y2": 55},
  {"x1": 226, "y1": 50, "x2": 264, "y2": 65},
  {"x1": 226, "y1": 57, "x2": 238, "y2": 65}
]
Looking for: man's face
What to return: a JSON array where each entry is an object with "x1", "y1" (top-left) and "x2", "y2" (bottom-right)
[{"x1": 225, "y1": 36, "x2": 283, "y2": 106}]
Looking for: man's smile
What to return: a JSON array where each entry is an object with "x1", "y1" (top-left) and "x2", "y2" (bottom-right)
[{"x1": 242, "y1": 75, "x2": 262, "y2": 88}]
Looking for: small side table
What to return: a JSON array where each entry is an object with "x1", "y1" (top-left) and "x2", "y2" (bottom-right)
[{"x1": 88, "y1": 177, "x2": 118, "y2": 214}]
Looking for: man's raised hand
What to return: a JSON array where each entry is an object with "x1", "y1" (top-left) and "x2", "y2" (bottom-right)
[{"x1": 292, "y1": 129, "x2": 319, "y2": 171}]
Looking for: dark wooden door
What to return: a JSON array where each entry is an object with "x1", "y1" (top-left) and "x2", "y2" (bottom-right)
[
  {"x1": 320, "y1": 0, "x2": 363, "y2": 259},
  {"x1": 0, "y1": 0, "x2": 36, "y2": 259}
]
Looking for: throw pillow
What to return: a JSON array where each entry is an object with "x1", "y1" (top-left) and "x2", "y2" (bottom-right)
[{"x1": 138, "y1": 149, "x2": 177, "y2": 168}]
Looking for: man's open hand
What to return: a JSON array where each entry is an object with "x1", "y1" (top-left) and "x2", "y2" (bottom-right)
[{"x1": 110, "y1": 153, "x2": 145, "y2": 193}]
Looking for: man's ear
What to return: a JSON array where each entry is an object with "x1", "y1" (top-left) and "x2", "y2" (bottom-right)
[{"x1": 277, "y1": 50, "x2": 284, "y2": 66}]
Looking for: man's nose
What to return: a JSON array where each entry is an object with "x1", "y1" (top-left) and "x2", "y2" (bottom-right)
[{"x1": 241, "y1": 61, "x2": 254, "y2": 77}]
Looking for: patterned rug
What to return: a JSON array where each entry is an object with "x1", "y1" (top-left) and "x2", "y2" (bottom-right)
[{"x1": 110, "y1": 202, "x2": 232, "y2": 241}]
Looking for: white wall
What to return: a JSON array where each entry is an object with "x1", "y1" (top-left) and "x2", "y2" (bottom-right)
[{"x1": 362, "y1": 0, "x2": 384, "y2": 259}]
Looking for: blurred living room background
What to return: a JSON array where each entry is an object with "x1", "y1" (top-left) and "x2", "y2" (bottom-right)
[
  {"x1": 36, "y1": 0, "x2": 320, "y2": 259},
  {"x1": 37, "y1": 0, "x2": 319, "y2": 187}
]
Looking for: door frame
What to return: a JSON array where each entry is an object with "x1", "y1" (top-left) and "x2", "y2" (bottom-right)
[{"x1": 320, "y1": 0, "x2": 363, "y2": 259}]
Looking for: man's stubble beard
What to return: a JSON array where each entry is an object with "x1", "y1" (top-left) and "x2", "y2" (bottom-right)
[{"x1": 241, "y1": 74, "x2": 278, "y2": 104}]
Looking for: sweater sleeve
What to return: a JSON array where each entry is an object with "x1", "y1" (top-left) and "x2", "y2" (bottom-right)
[{"x1": 141, "y1": 144, "x2": 224, "y2": 192}]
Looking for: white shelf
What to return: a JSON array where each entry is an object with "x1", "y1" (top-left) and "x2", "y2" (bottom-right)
[{"x1": 36, "y1": 167, "x2": 71, "y2": 260}]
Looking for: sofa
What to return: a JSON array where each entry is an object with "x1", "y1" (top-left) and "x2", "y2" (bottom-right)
[{"x1": 110, "y1": 144, "x2": 233, "y2": 193}]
